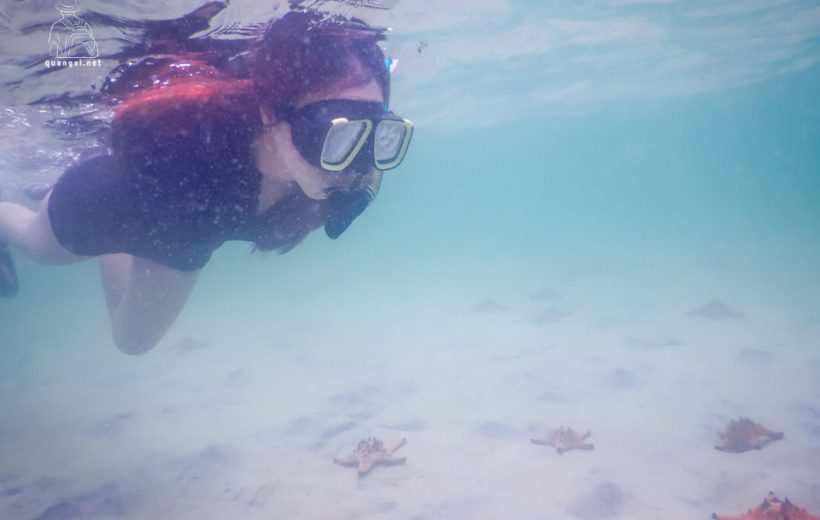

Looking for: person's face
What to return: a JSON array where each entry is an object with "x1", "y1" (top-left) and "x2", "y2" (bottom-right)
[{"x1": 259, "y1": 78, "x2": 384, "y2": 200}]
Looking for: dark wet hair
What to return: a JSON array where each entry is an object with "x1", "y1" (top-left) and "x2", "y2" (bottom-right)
[
  {"x1": 107, "y1": 10, "x2": 390, "y2": 253},
  {"x1": 251, "y1": 11, "x2": 390, "y2": 113},
  {"x1": 110, "y1": 11, "x2": 389, "y2": 122}
]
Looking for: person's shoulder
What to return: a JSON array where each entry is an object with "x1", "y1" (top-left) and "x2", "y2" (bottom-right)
[
  {"x1": 114, "y1": 92, "x2": 256, "y2": 136},
  {"x1": 111, "y1": 100, "x2": 257, "y2": 178}
]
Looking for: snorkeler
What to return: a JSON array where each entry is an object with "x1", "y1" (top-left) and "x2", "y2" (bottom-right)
[{"x1": 0, "y1": 10, "x2": 413, "y2": 354}]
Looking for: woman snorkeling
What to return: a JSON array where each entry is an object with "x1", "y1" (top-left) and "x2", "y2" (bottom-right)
[{"x1": 0, "y1": 10, "x2": 414, "y2": 354}]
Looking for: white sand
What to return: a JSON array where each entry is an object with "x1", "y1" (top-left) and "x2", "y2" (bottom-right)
[{"x1": 1, "y1": 255, "x2": 819, "y2": 520}]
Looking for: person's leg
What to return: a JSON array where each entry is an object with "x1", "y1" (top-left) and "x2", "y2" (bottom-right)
[
  {"x1": 99, "y1": 253, "x2": 199, "y2": 355},
  {"x1": 98, "y1": 253, "x2": 131, "y2": 313},
  {"x1": 0, "y1": 191, "x2": 85, "y2": 265},
  {"x1": 0, "y1": 240, "x2": 18, "y2": 297}
]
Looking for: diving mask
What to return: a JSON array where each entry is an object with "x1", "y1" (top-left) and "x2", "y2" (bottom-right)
[{"x1": 280, "y1": 99, "x2": 413, "y2": 173}]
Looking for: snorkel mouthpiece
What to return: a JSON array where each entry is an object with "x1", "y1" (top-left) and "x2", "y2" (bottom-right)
[
  {"x1": 324, "y1": 189, "x2": 373, "y2": 239},
  {"x1": 323, "y1": 169, "x2": 381, "y2": 239}
]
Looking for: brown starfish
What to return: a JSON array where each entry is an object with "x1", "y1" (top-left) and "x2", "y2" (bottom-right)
[
  {"x1": 332, "y1": 437, "x2": 406, "y2": 477},
  {"x1": 715, "y1": 418, "x2": 784, "y2": 453},
  {"x1": 712, "y1": 492, "x2": 820, "y2": 520},
  {"x1": 531, "y1": 427, "x2": 593, "y2": 454}
]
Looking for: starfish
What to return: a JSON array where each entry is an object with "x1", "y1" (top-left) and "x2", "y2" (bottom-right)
[
  {"x1": 687, "y1": 300, "x2": 741, "y2": 320},
  {"x1": 531, "y1": 427, "x2": 593, "y2": 454},
  {"x1": 715, "y1": 418, "x2": 784, "y2": 453},
  {"x1": 712, "y1": 492, "x2": 820, "y2": 520},
  {"x1": 333, "y1": 437, "x2": 406, "y2": 477}
]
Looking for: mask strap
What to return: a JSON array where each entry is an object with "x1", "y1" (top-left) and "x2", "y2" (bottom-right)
[{"x1": 383, "y1": 56, "x2": 397, "y2": 111}]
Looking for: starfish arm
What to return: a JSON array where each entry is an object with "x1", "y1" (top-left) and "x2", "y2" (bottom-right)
[
  {"x1": 333, "y1": 456, "x2": 359, "y2": 467},
  {"x1": 356, "y1": 454, "x2": 406, "y2": 477},
  {"x1": 711, "y1": 507, "x2": 763, "y2": 520},
  {"x1": 377, "y1": 454, "x2": 407, "y2": 466},
  {"x1": 751, "y1": 423, "x2": 783, "y2": 438},
  {"x1": 715, "y1": 444, "x2": 745, "y2": 453},
  {"x1": 531, "y1": 438, "x2": 550, "y2": 445},
  {"x1": 783, "y1": 499, "x2": 820, "y2": 520},
  {"x1": 791, "y1": 510, "x2": 820, "y2": 520},
  {"x1": 388, "y1": 438, "x2": 407, "y2": 454},
  {"x1": 357, "y1": 456, "x2": 376, "y2": 476},
  {"x1": 794, "y1": 513, "x2": 820, "y2": 520}
]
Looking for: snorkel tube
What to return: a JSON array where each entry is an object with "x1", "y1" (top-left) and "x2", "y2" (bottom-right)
[{"x1": 324, "y1": 55, "x2": 395, "y2": 240}]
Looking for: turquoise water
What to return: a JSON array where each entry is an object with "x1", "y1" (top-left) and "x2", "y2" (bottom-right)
[{"x1": 1, "y1": 2, "x2": 820, "y2": 519}]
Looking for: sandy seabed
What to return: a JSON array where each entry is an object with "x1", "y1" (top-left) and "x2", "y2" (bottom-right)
[{"x1": 1, "y1": 266, "x2": 819, "y2": 520}]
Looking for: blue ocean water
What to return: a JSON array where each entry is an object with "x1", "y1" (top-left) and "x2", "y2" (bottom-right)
[{"x1": 1, "y1": 1, "x2": 819, "y2": 519}]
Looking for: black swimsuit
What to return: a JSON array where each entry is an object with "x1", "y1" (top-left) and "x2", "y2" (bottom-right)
[{"x1": 48, "y1": 105, "x2": 263, "y2": 272}]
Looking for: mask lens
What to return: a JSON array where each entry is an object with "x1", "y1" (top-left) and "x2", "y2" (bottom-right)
[
  {"x1": 321, "y1": 119, "x2": 370, "y2": 170},
  {"x1": 374, "y1": 119, "x2": 412, "y2": 169}
]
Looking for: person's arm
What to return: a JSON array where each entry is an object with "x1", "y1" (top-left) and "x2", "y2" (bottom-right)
[{"x1": 98, "y1": 253, "x2": 198, "y2": 355}]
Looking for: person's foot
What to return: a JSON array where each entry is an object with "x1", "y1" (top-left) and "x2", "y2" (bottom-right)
[{"x1": 0, "y1": 241, "x2": 19, "y2": 298}]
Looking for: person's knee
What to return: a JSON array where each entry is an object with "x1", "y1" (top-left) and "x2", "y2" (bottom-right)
[
  {"x1": 113, "y1": 334, "x2": 158, "y2": 356},
  {"x1": 111, "y1": 323, "x2": 163, "y2": 355}
]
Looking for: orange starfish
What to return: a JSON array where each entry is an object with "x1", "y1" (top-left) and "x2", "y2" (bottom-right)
[
  {"x1": 715, "y1": 418, "x2": 784, "y2": 453},
  {"x1": 531, "y1": 427, "x2": 593, "y2": 454},
  {"x1": 332, "y1": 437, "x2": 406, "y2": 477},
  {"x1": 712, "y1": 492, "x2": 820, "y2": 520}
]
